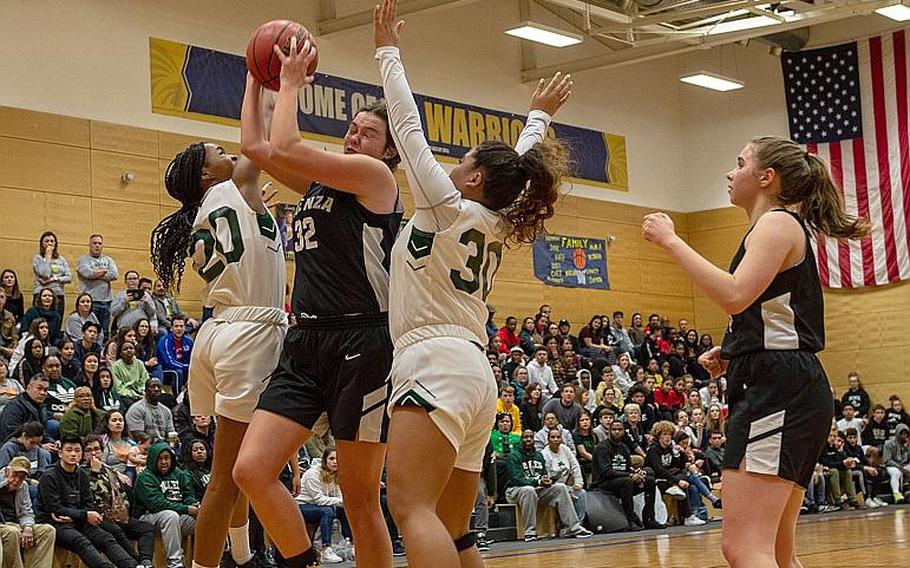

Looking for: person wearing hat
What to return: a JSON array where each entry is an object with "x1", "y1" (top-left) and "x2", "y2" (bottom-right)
[
  {"x1": 0, "y1": 456, "x2": 56, "y2": 568},
  {"x1": 557, "y1": 319, "x2": 578, "y2": 352},
  {"x1": 501, "y1": 346, "x2": 526, "y2": 385}
]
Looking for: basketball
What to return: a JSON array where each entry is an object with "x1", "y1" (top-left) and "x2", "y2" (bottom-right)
[{"x1": 246, "y1": 20, "x2": 318, "y2": 91}]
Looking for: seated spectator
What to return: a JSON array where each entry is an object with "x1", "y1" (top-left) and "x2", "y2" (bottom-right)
[
  {"x1": 542, "y1": 384, "x2": 583, "y2": 431},
  {"x1": 592, "y1": 408, "x2": 615, "y2": 444},
  {"x1": 684, "y1": 390, "x2": 704, "y2": 415},
  {"x1": 296, "y1": 448, "x2": 352, "y2": 564},
  {"x1": 133, "y1": 319, "x2": 162, "y2": 382},
  {"x1": 501, "y1": 346, "x2": 525, "y2": 384},
  {"x1": 576, "y1": 370, "x2": 595, "y2": 412},
  {"x1": 0, "y1": 359, "x2": 24, "y2": 411},
  {"x1": 706, "y1": 403, "x2": 726, "y2": 436},
  {"x1": 128, "y1": 433, "x2": 151, "y2": 481},
  {"x1": 125, "y1": 379, "x2": 173, "y2": 443},
  {"x1": 74, "y1": 321, "x2": 103, "y2": 366},
  {"x1": 0, "y1": 456, "x2": 56, "y2": 568},
  {"x1": 572, "y1": 411, "x2": 596, "y2": 486},
  {"x1": 595, "y1": 387, "x2": 622, "y2": 420},
  {"x1": 487, "y1": 335, "x2": 504, "y2": 364},
  {"x1": 38, "y1": 434, "x2": 138, "y2": 568},
  {"x1": 1, "y1": 269, "x2": 25, "y2": 323},
  {"x1": 0, "y1": 375, "x2": 53, "y2": 446},
  {"x1": 704, "y1": 431, "x2": 725, "y2": 484},
  {"x1": 626, "y1": 386, "x2": 657, "y2": 436},
  {"x1": 611, "y1": 353, "x2": 634, "y2": 395},
  {"x1": 863, "y1": 447, "x2": 890, "y2": 508},
  {"x1": 103, "y1": 329, "x2": 135, "y2": 369},
  {"x1": 490, "y1": 413, "x2": 520, "y2": 458},
  {"x1": 97, "y1": 411, "x2": 137, "y2": 475},
  {"x1": 594, "y1": 366, "x2": 624, "y2": 410},
  {"x1": 699, "y1": 379, "x2": 726, "y2": 409},
  {"x1": 674, "y1": 432, "x2": 720, "y2": 520},
  {"x1": 551, "y1": 348, "x2": 577, "y2": 389},
  {"x1": 841, "y1": 372, "x2": 871, "y2": 417},
  {"x1": 578, "y1": 315, "x2": 612, "y2": 362},
  {"x1": 58, "y1": 340, "x2": 80, "y2": 381},
  {"x1": 518, "y1": 382, "x2": 544, "y2": 434},
  {"x1": 134, "y1": 442, "x2": 198, "y2": 568},
  {"x1": 178, "y1": 415, "x2": 215, "y2": 464},
  {"x1": 685, "y1": 407, "x2": 708, "y2": 451},
  {"x1": 526, "y1": 347, "x2": 558, "y2": 399},
  {"x1": 591, "y1": 421, "x2": 662, "y2": 531},
  {"x1": 621, "y1": 403, "x2": 647, "y2": 457},
  {"x1": 653, "y1": 377, "x2": 685, "y2": 421},
  {"x1": 646, "y1": 421, "x2": 704, "y2": 526},
  {"x1": 42, "y1": 356, "x2": 76, "y2": 433},
  {"x1": 150, "y1": 280, "x2": 196, "y2": 335},
  {"x1": 842, "y1": 428, "x2": 875, "y2": 506},
  {"x1": 0, "y1": 289, "x2": 20, "y2": 362},
  {"x1": 675, "y1": 409, "x2": 690, "y2": 433},
  {"x1": 496, "y1": 386, "x2": 523, "y2": 434},
  {"x1": 666, "y1": 341, "x2": 688, "y2": 379},
  {"x1": 20, "y1": 289, "x2": 62, "y2": 347},
  {"x1": 112, "y1": 340, "x2": 148, "y2": 402},
  {"x1": 110, "y1": 271, "x2": 157, "y2": 334},
  {"x1": 885, "y1": 395, "x2": 910, "y2": 438},
  {"x1": 485, "y1": 304, "x2": 497, "y2": 340},
  {"x1": 504, "y1": 430, "x2": 592, "y2": 541},
  {"x1": 883, "y1": 423, "x2": 909, "y2": 504},
  {"x1": 518, "y1": 317, "x2": 537, "y2": 356},
  {"x1": 864, "y1": 404, "x2": 890, "y2": 451},
  {"x1": 181, "y1": 440, "x2": 211, "y2": 503},
  {"x1": 156, "y1": 315, "x2": 192, "y2": 393},
  {"x1": 541, "y1": 429, "x2": 587, "y2": 522},
  {"x1": 66, "y1": 293, "x2": 101, "y2": 344},
  {"x1": 13, "y1": 338, "x2": 46, "y2": 388},
  {"x1": 59, "y1": 387, "x2": 106, "y2": 439},
  {"x1": 81, "y1": 435, "x2": 156, "y2": 568},
  {"x1": 0, "y1": 422, "x2": 52, "y2": 497},
  {"x1": 510, "y1": 365, "x2": 529, "y2": 404},
  {"x1": 534, "y1": 412, "x2": 575, "y2": 454},
  {"x1": 819, "y1": 429, "x2": 859, "y2": 509},
  {"x1": 94, "y1": 368, "x2": 124, "y2": 415},
  {"x1": 801, "y1": 463, "x2": 828, "y2": 514},
  {"x1": 836, "y1": 403, "x2": 863, "y2": 435},
  {"x1": 75, "y1": 353, "x2": 101, "y2": 391}
]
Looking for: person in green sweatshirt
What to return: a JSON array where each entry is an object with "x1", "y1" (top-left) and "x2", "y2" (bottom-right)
[
  {"x1": 110, "y1": 341, "x2": 148, "y2": 403},
  {"x1": 133, "y1": 442, "x2": 198, "y2": 568}
]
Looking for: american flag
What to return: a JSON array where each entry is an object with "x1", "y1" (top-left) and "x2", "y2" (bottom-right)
[{"x1": 783, "y1": 30, "x2": 910, "y2": 288}]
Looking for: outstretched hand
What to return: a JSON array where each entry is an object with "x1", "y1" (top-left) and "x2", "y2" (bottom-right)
[
  {"x1": 530, "y1": 72, "x2": 573, "y2": 116},
  {"x1": 642, "y1": 212, "x2": 679, "y2": 248},
  {"x1": 374, "y1": 0, "x2": 405, "y2": 48},
  {"x1": 273, "y1": 35, "x2": 317, "y2": 90}
]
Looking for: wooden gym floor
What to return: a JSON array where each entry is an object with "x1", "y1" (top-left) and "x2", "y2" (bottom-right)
[{"x1": 474, "y1": 508, "x2": 908, "y2": 568}]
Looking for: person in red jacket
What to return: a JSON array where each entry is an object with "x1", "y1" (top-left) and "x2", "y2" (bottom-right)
[
  {"x1": 653, "y1": 377, "x2": 685, "y2": 421},
  {"x1": 497, "y1": 316, "x2": 520, "y2": 354}
]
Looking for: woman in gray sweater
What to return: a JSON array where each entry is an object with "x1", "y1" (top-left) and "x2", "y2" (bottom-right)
[{"x1": 32, "y1": 231, "x2": 72, "y2": 317}]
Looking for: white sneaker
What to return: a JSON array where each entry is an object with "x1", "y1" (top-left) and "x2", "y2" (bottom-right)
[
  {"x1": 865, "y1": 498, "x2": 880, "y2": 509},
  {"x1": 874, "y1": 497, "x2": 888, "y2": 507},
  {"x1": 320, "y1": 547, "x2": 344, "y2": 564},
  {"x1": 684, "y1": 515, "x2": 707, "y2": 526},
  {"x1": 666, "y1": 486, "x2": 687, "y2": 500}
]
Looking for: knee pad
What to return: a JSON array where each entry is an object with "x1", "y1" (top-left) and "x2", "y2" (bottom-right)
[{"x1": 453, "y1": 531, "x2": 476, "y2": 552}]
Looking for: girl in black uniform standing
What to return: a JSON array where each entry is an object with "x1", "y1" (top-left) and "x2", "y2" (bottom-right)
[{"x1": 643, "y1": 136, "x2": 867, "y2": 568}]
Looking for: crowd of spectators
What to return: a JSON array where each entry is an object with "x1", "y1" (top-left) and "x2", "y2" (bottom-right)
[{"x1": 0, "y1": 232, "x2": 908, "y2": 567}]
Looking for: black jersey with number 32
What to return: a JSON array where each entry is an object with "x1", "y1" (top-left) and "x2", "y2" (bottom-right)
[{"x1": 291, "y1": 182, "x2": 402, "y2": 317}]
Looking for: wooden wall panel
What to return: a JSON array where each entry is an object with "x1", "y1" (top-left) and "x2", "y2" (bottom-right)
[
  {"x1": 0, "y1": 138, "x2": 91, "y2": 196},
  {"x1": 0, "y1": 106, "x2": 90, "y2": 147},
  {"x1": 91, "y1": 200, "x2": 159, "y2": 251},
  {"x1": 91, "y1": 122, "x2": 158, "y2": 157},
  {"x1": 45, "y1": 194, "x2": 93, "y2": 246},
  {"x1": 92, "y1": 151, "x2": 159, "y2": 204}
]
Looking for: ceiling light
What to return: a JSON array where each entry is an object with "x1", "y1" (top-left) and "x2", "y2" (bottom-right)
[
  {"x1": 680, "y1": 72, "x2": 744, "y2": 92},
  {"x1": 875, "y1": 1, "x2": 910, "y2": 21},
  {"x1": 707, "y1": 15, "x2": 781, "y2": 35},
  {"x1": 505, "y1": 22, "x2": 583, "y2": 48}
]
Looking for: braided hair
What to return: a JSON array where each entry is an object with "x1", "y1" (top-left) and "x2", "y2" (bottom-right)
[{"x1": 150, "y1": 143, "x2": 207, "y2": 293}]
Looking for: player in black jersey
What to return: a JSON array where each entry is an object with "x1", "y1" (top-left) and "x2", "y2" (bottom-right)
[
  {"x1": 232, "y1": 37, "x2": 401, "y2": 568},
  {"x1": 643, "y1": 137, "x2": 868, "y2": 568}
]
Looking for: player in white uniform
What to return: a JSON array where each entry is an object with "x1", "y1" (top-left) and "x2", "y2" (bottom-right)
[
  {"x1": 150, "y1": 141, "x2": 288, "y2": 568},
  {"x1": 374, "y1": 3, "x2": 587, "y2": 567}
]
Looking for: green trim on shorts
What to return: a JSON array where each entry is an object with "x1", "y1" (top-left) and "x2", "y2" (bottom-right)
[{"x1": 394, "y1": 389, "x2": 436, "y2": 411}]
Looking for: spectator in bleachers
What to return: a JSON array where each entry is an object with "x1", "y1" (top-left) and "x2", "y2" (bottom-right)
[
  {"x1": 0, "y1": 360, "x2": 24, "y2": 411},
  {"x1": 666, "y1": 342, "x2": 688, "y2": 380},
  {"x1": 505, "y1": 430, "x2": 592, "y2": 541},
  {"x1": 594, "y1": 366, "x2": 623, "y2": 409},
  {"x1": 591, "y1": 421, "x2": 662, "y2": 531},
  {"x1": 133, "y1": 442, "x2": 198, "y2": 568},
  {"x1": 0, "y1": 290, "x2": 20, "y2": 362},
  {"x1": 621, "y1": 403, "x2": 648, "y2": 456},
  {"x1": 819, "y1": 429, "x2": 860, "y2": 509},
  {"x1": 501, "y1": 346, "x2": 525, "y2": 384},
  {"x1": 527, "y1": 347, "x2": 558, "y2": 399},
  {"x1": 863, "y1": 447, "x2": 890, "y2": 508},
  {"x1": 519, "y1": 382, "x2": 544, "y2": 434},
  {"x1": 543, "y1": 384, "x2": 583, "y2": 431},
  {"x1": 706, "y1": 403, "x2": 726, "y2": 436},
  {"x1": 178, "y1": 415, "x2": 215, "y2": 463},
  {"x1": 97, "y1": 411, "x2": 134, "y2": 475},
  {"x1": 10, "y1": 319, "x2": 53, "y2": 373},
  {"x1": 38, "y1": 433, "x2": 139, "y2": 568},
  {"x1": 699, "y1": 379, "x2": 725, "y2": 409},
  {"x1": 543, "y1": 335, "x2": 560, "y2": 365},
  {"x1": 0, "y1": 422, "x2": 51, "y2": 492},
  {"x1": 596, "y1": 387, "x2": 622, "y2": 420},
  {"x1": 675, "y1": 432, "x2": 720, "y2": 518},
  {"x1": 76, "y1": 235, "x2": 119, "y2": 337},
  {"x1": 883, "y1": 423, "x2": 909, "y2": 504},
  {"x1": 59, "y1": 387, "x2": 105, "y2": 439},
  {"x1": 647, "y1": 421, "x2": 703, "y2": 526},
  {"x1": 572, "y1": 411, "x2": 595, "y2": 486},
  {"x1": 518, "y1": 317, "x2": 536, "y2": 356},
  {"x1": 863, "y1": 404, "x2": 890, "y2": 451},
  {"x1": 542, "y1": 428, "x2": 587, "y2": 522},
  {"x1": 497, "y1": 316, "x2": 520, "y2": 354},
  {"x1": 627, "y1": 386, "x2": 656, "y2": 434},
  {"x1": 685, "y1": 407, "x2": 708, "y2": 451},
  {"x1": 132, "y1": 319, "x2": 162, "y2": 382},
  {"x1": 496, "y1": 386, "x2": 522, "y2": 434},
  {"x1": 510, "y1": 364, "x2": 529, "y2": 403},
  {"x1": 534, "y1": 412, "x2": 575, "y2": 455},
  {"x1": 841, "y1": 372, "x2": 871, "y2": 417},
  {"x1": 578, "y1": 315, "x2": 612, "y2": 362},
  {"x1": 704, "y1": 431, "x2": 725, "y2": 484},
  {"x1": 66, "y1": 293, "x2": 101, "y2": 344},
  {"x1": 552, "y1": 348, "x2": 577, "y2": 389},
  {"x1": 885, "y1": 395, "x2": 910, "y2": 438},
  {"x1": 156, "y1": 315, "x2": 192, "y2": 393},
  {"x1": 151, "y1": 280, "x2": 195, "y2": 335},
  {"x1": 682, "y1": 330, "x2": 706, "y2": 385},
  {"x1": 295, "y1": 447, "x2": 352, "y2": 563},
  {"x1": 111, "y1": 340, "x2": 148, "y2": 403},
  {"x1": 74, "y1": 322, "x2": 102, "y2": 367},
  {"x1": 21, "y1": 289, "x2": 62, "y2": 349},
  {"x1": 13, "y1": 339, "x2": 45, "y2": 388},
  {"x1": 181, "y1": 440, "x2": 211, "y2": 502},
  {"x1": 592, "y1": 408, "x2": 615, "y2": 444},
  {"x1": 94, "y1": 368, "x2": 123, "y2": 415},
  {"x1": 1, "y1": 270, "x2": 25, "y2": 323},
  {"x1": 0, "y1": 456, "x2": 56, "y2": 568},
  {"x1": 43, "y1": 356, "x2": 75, "y2": 429},
  {"x1": 608, "y1": 311, "x2": 634, "y2": 359},
  {"x1": 74, "y1": 352, "x2": 101, "y2": 391},
  {"x1": 125, "y1": 379, "x2": 173, "y2": 443},
  {"x1": 577, "y1": 370, "x2": 596, "y2": 413},
  {"x1": 110, "y1": 271, "x2": 157, "y2": 335},
  {"x1": 842, "y1": 428, "x2": 873, "y2": 503},
  {"x1": 81, "y1": 435, "x2": 155, "y2": 568},
  {"x1": 487, "y1": 335, "x2": 504, "y2": 363},
  {"x1": 611, "y1": 353, "x2": 634, "y2": 395},
  {"x1": 0, "y1": 375, "x2": 52, "y2": 444},
  {"x1": 675, "y1": 409, "x2": 690, "y2": 433},
  {"x1": 557, "y1": 319, "x2": 577, "y2": 352},
  {"x1": 490, "y1": 413, "x2": 520, "y2": 458},
  {"x1": 32, "y1": 231, "x2": 72, "y2": 317},
  {"x1": 627, "y1": 313, "x2": 645, "y2": 349},
  {"x1": 836, "y1": 403, "x2": 863, "y2": 434},
  {"x1": 485, "y1": 304, "x2": 497, "y2": 340},
  {"x1": 56, "y1": 341, "x2": 78, "y2": 383},
  {"x1": 103, "y1": 329, "x2": 135, "y2": 370},
  {"x1": 684, "y1": 390, "x2": 703, "y2": 415}
]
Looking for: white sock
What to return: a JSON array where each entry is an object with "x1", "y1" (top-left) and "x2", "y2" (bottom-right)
[{"x1": 228, "y1": 523, "x2": 254, "y2": 564}]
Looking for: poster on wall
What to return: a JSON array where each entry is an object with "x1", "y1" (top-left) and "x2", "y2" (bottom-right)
[
  {"x1": 149, "y1": 37, "x2": 628, "y2": 191},
  {"x1": 532, "y1": 234, "x2": 609, "y2": 290},
  {"x1": 274, "y1": 203, "x2": 296, "y2": 260}
]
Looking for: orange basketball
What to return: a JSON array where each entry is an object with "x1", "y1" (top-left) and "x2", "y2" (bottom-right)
[{"x1": 246, "y1": 20, "x2": 318, "y2": 91}]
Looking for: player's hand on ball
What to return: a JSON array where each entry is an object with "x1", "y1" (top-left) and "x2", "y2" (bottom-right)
[
  {"x1": 374, "y1": 0, "x2": 405, "y2": 48},
  {"x1": 642, "y1": 212, "x2": 679, "y2": 248},
  {"x1": 530, "y1": 72, "x2": 573, "y2": 116},
  {"x1": 273, "y1": 35, "x2": 317, "y2": 89},
  {"x1": 698, "y1": 346, "x2": 728, "y2": 379}
]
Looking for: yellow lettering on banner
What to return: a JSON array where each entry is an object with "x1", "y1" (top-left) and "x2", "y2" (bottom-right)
[
  {"x1": 468, "y1": 111, "x2": 485, "y2": 147},
  {"x1": 547, "y1": 126, "x2": 557, "y2": 139},
  {"x1": 298, "y1": 85, "x2": 314, "y2": 114},
  {"x1": 452, "y1": 108, "x2": 469, "y2": 147},
  {"x1": 335, "y1": 90, "x2": 348, "y2": 121},
  {"x1": 424, "y1": 102, "x2": 453, "y2": 144},
  {"x1": 485, "y1": 115, "x2": 502, "y2": 142},
  {"x1": 509, "y1": 119, "x2": 525, "y2": 145},
  {"x1": 350, "y1": 92, "x2": 366, "y2": 112},
  {"x1": 314, "y1": 85, "x2": 334, "y2": 118},
  {"x1": 501, "y1": 117, "x2": 511, "y2": 145}
]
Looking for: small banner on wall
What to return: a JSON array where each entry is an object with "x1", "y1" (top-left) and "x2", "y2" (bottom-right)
[
  {"x1": 532, "y1": 235, "x2": 609, "y2": 290},
  {"x1": 149, "y1": 37, "x2": 628, "y2": 191}
]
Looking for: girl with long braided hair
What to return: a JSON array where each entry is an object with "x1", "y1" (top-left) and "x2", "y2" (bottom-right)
[{"x1": 150, "y1": 141, "x2": 288, "y2": 568}]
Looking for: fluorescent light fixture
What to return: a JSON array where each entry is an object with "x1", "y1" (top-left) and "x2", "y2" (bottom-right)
[
  {"x1": 707, "y1": 15, "x2": 780, "y2": 35},
  {"x1": 680, "y1": 72, "x2": 744, "y2": 92},
  {"x1": 505, "y1": 22, "x2": 583, "y2": 48},
  {"x1": 875, "y1": 2, "x2": 910, "y2": 21}
]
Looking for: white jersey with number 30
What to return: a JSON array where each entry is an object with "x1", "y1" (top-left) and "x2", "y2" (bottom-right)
[{"x1": 190, "y1": 180, "x2": 286, "y2": 311}]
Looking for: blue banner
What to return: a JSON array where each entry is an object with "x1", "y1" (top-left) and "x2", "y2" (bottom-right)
[
  {"x1": 532, "y1": 235, "x2": 609, "y2": 289},
  {"x1": 150, "y1": 37, "x2": 628, "y2": 191}
]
